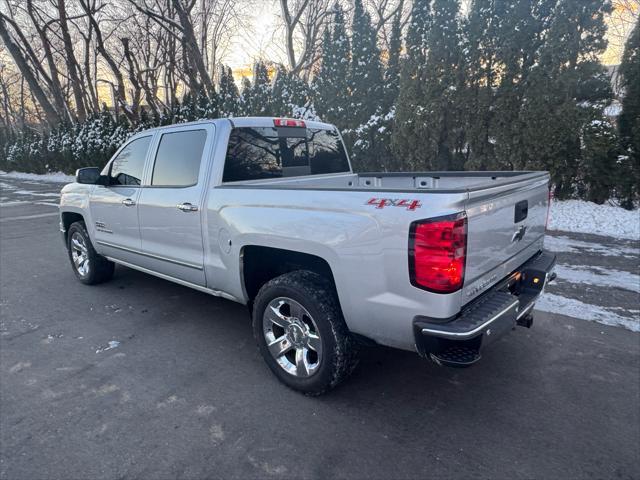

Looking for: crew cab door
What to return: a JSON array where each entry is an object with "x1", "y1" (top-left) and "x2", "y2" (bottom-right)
[
  {"x1": 135, "y1": 125, "x2": 214, "y2": 286},
  {"x1": 89, "y1": 135, "x2": 153, "y2": 264}
]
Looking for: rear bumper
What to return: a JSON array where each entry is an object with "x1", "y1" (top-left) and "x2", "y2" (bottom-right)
[{"x1": 414, "y1": 250, "x2": 556, "y2": 366}]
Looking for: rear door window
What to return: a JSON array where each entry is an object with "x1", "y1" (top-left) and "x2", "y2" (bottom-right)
[
  {"x1": 222, "y1": 127, "x2": 349, "y2": 182},
  {"x1": 151, "y1": 130, "x2": 208, "y2": 187}
]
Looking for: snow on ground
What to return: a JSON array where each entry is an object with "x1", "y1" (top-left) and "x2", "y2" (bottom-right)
[
  {"x1": 536, "y1": 293, "x2": 639, "y2": 332},
  {"x1": 548, "y1": 199, "x2": 640, "y2": 240},
  {"x1": 544, "y1": 235, "x2": 639, "y2": 258},
  {"x1": 553, "y1": 264, "x2": 640, "y2": 293},
  {"x1": 0, "y1": 170, "x2": 75, "y2": 183},
  {"x1": 95, "y1": 340, "x2": 121, "y2": 354},
  {"x1": 12, "y1": 190, "x2": 60, "y2": 197}
]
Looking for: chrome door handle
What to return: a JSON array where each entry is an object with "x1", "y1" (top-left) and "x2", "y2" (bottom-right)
[
  {"x1": 177, "y1": 203, "x2": 198, "y2": 212},
  {"x1": 122, "y1": 198, "x2": 136, "y2": 207}
]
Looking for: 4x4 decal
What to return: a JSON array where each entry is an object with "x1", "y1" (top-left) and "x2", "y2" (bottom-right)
[{"x1": 366, "y1": 198, "x2": 422, "y2": 210}]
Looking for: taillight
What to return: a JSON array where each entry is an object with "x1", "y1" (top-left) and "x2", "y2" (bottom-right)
[
  {"x1": 409, "y1": 213, "x2": 467, "y2": 293},
  {"x1": 274, "y1": 118, "x2": 306, "y2": 128}
]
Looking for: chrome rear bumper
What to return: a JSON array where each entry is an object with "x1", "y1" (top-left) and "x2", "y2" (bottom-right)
[{"x1": 414, "y1": 250, "x2": 556, "y2": 366}]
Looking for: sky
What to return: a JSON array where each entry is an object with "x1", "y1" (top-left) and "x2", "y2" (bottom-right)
[{"x1": 226, "y1": 2, "x2": 284, "y2": 77}]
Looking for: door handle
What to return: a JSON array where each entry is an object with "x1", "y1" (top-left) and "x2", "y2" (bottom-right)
[
  {"x1": 122, "y1": 198, "x2": 136, "y2": 207},
  {"x1": 177, "y1": 203, "x2": 198, "y2": 212}
]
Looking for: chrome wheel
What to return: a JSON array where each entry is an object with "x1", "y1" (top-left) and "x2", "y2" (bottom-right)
[
  {"x1": 70, "y1": 232, "x2": 90, "y2": 277},
  {"x1": 263, "y1": 297, "x2": 323, "y2": 377}
]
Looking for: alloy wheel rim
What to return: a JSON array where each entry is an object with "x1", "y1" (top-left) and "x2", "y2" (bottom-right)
[
  {"x1": 263, "y1": 297, "x2": 323, "y2": 377},
  {"x1": 70, "y1": 232, "x2": 90, "y2": 277}
]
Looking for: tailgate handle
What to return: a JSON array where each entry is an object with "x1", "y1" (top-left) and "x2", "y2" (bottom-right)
[{"x1": 514, "y1": 200, "x2": 528, "y2": 223}]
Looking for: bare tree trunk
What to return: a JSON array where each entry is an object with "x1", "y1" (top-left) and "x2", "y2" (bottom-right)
[
  {"x1": 172, "y1": 0, "x2": 215, "y2": 98},
  {"x1": 83, "y1": 23, "x2": 99, "y2": 112},
  {"x1": 278, "y1": 0, "x2": 328, "y2": 75},
  {"x1": 200, "y1": 0, "x2": 209, "y2": 72},
  {"x1": 0, "y1": 17, "x2": 62, "y2": 127},
  {"x1": 25, "y1": 0, "x2": 70, "y2": 122},
  {"x1": 56, "y1": 0, "x2": 87, "y2": 121},
  {"x1": 0, "y1": 70, "x2": 17, "y2": 133},
  {"x1": 79, "y1": 0, "x2": 136, "y2": 122},
  {"x1": 121, "y1": 37, "x2": 143, "y2": 118}
]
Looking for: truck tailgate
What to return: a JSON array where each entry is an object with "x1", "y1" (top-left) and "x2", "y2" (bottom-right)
[{"x1": 462, "y1": 173, "x2": 549, "y2": 303}]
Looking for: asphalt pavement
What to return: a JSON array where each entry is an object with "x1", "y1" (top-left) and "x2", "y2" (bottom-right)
[{"x1": 1, "y1": 176, "x2": 639, "y2": 480}]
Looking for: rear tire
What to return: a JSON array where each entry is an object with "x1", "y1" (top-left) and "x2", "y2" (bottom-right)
[
  {"x1": 66, "y1": 221, "x2": 115, "y2": 285},
  {"x1": 252, "y1": 270, "x2": 359, "y2": 395}
]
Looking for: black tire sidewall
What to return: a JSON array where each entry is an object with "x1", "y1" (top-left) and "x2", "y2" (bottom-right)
[
  {"x1": 66, "y1": 222, "x2": 100, "y2": 285},
  {"x1": 252, "y1": 273, "x2": 344, "y2": 394}
]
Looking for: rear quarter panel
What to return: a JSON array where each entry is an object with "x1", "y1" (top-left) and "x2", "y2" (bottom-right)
[{"x1": 206, "y1": 187, "x2": 468, "y2": 351}]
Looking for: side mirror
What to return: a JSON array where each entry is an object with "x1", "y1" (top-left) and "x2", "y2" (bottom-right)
[{"x1": 76, "y1": 167, "x2": 103, "y2": 185}]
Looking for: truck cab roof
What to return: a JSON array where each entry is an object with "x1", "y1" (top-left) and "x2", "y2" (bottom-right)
[{"x1": 130, "y1": 117, "x2": 337, "y2": 138}]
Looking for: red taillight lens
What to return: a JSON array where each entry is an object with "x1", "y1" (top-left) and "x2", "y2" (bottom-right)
[
  {"x1": 274, "y1": 118, "x2": 306, "y2": 128},
  {"x1": 409, "y1": 213, "x2": 467, "y2": 293}
]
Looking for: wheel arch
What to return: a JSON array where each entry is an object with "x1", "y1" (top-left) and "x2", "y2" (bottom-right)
[
  {"x1": 61, "y1": 210, "x2": 85, "y2": 243},
  {"x1": 240, "y1": 245, "x2": 338, "y2": 307}
]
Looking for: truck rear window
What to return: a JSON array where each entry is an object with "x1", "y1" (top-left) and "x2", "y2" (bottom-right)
[{"x1": 222, "y1": 127, "x2": 350, "y2": 182}]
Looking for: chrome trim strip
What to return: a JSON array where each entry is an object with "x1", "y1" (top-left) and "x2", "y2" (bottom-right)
[
  {"x1": 97, "y1": 240, "x2": 203, "y2": 270},
  {"x1": 421, "y1": 299, "x2": 520, "y2": 340},
  {"x1": 105, "y1": 256, "x2": 242, "y2": 303},
  {"x1": 516, "y1": 302, "x2": 536, "y2": 320}
]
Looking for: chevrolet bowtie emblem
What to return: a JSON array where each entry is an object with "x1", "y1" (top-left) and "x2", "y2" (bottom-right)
[{"x1": 512, "y1": 225, "x2": 527, "y2": 242}]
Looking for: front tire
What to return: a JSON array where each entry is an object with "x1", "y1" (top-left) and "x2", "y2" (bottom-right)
[
  {"x1": 66, "y1": 221, "x2": 114, "y2": 285},
  {"x1": 252, "y1": 270, "x2": 359, "y2": 395}
]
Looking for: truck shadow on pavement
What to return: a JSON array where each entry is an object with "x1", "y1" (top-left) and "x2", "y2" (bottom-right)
[{"x1": 108, "y1": 264, "x2": 637, "y2": 410}]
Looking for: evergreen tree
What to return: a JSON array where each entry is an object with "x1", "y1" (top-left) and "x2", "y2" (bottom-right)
[
  {"x1": 248, "y1": 61, "x2": 273, "y2": 116},
  {"x1": 580, "y1": 118, "x2": 619, "y2": 204},
  {"x1": 192, "y1": 91, "x2": 218, "y2": 120},
  {"x1": 392, "y1": 0, "x2": 431, "y2": 170},
  {"x1": 383, "y1": 8, "x2": 403, "y2": 110},
  {"x1": 349, "y1": 0, "x2": 384, "y2": 128},
  {"x1": 617, "y1": 19, "x2": 640, "y2": 208},
  {"x1": 271, "y1": 66, "x2": 312, "y2": 117},
  {"x1": 489, "y1": 0, "x2": 554, "y2": 171},
  {"x1": 239, "y1": 77, "x2": 253, "y2": 115},
  {"x1": 419, "y1": 0, "x2": 464, "y2": 170},
  {"x1": 312, "y1": 3, "x2": 350, "y2": 126},
  {"x1": 462, "y1": 0, "x2": 500, "y2": 170},
  {"x1": 520, "y1": 0, "x2": 613, "y2": 198},
  {"x1": 219, "y1": 65, "x2": 240, "y2": 116},
  {"x1": 350, "y1": 109, "x2": 396, "y2": 172}
]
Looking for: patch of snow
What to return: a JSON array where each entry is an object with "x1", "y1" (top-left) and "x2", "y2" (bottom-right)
[
  {"x1": 604, "y1": 101, "x2": 622, "y2": 117},
  {"x1": 96, "y1": 340, "x2": 120, "y2": 354},
  {"x1": 553, "y1": 264, "x2": 640, "y2": 293},
  {"x1": 0, "y1": 170, "x2": 75, "y2": 183},
  {"x1": 535, "y1": 293, "x2": 639, "y2": 332},
  {"x1": 548, "y1": 199, "x2": 640, "y2": 240},
  {"x1": 13, "y1": 190, "x2": 60, "y2": 197},
  {"x1": 544, "y1": 235, "x2": 639, "y2": 258}
]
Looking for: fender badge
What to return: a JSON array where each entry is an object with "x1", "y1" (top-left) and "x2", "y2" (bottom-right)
[{"x1": 366, "y1": 198, "x2": 422, "y2": 211}]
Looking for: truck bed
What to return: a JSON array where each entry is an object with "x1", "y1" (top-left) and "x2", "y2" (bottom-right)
[{"x1": 220, "y1": 171, "x2": 548, "y2": 193}]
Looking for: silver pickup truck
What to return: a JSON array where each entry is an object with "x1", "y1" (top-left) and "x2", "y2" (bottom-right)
[{"x1": 59, "y1": 117, "x2": 556, "y2": 394}]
